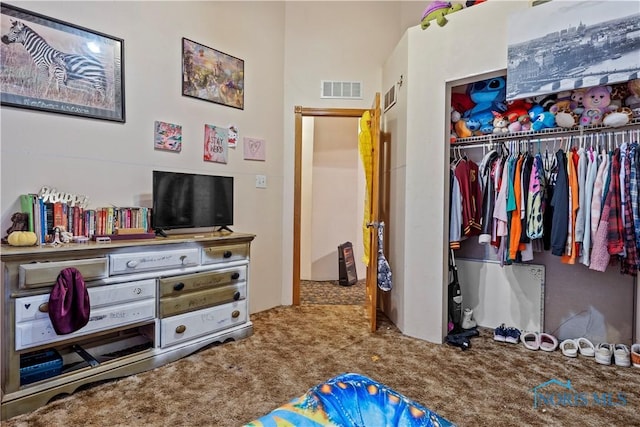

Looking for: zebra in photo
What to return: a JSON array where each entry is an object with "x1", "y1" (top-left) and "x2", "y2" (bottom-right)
[{"x1": 1, "y1": 19, "x2": 106, "y2": 101}]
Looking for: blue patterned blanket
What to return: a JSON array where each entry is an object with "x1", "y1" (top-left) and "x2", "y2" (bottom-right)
[{"x1": 245, "y1": 373, "x2": 455, "y2": 427}]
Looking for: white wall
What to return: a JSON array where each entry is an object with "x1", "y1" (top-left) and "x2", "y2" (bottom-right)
[
  {"x1": 1, "y1": 1, "x2": 286, "y2": 314},
  {"x1": 2, "y1": 1, "x2": 426, "y2": 314},
  {"x1": 281, "y1": 1, "x2": 426, "y2": 304},
  {"x1": 308, "y1": 117, "x2": 362, "y2": 281}
]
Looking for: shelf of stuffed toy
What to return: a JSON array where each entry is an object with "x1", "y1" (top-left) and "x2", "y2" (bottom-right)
[
  {"x1": 451, "y1": 117, "x2": 640, "y2": 149},
  {"x1": 450, "y1": 77, "x2": 640, "y2": 147}
]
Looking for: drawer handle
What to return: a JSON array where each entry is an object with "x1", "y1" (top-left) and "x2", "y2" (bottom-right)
[
  {"x1": 173, "y1": 282, "x2": 185, "y2": 291},
  {"x1": 223, "y1": 250, "x2": 232, "y2": 258},
  {"x1": 231, "y1": 310, "x2": 241, "y2": 318},
  {"x1": 126, "y1": 260, "x2": 139, "y2": 268},
  {"x1": 175, "y1": 325, "x2": 187, "y2": 334},
  {"x1": 38, "y1": 303, "x2": 49, "y2": 313},
  {"x1": 233, "y1": 291, "x2": 241, "y2": 301},
  {"x1": 231, "y1": 272, "x2": 240, "y2": 280}
]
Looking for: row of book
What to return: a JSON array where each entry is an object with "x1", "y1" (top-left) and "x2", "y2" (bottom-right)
[{"x1": 19, "y1": 194, "x2": 152, "y2": 243}]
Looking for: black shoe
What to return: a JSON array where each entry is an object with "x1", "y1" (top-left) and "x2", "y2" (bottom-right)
[{"x1": 446, "y1": 334, "x2": 470, "y2": 351}]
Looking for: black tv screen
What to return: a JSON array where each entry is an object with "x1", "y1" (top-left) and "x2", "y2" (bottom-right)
[{"x1": 152, "y1": 171, "x2": 233, "y2": 231}]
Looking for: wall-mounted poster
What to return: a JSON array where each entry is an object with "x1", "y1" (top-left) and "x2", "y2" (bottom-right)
[
  {"x1": 154, "y1": 121, "x2": 182, "y2": 152},
  {"x1": 243, "y1": 137, "x2": 265, "y2": 161},
  {"x1": 228, "y1": 125, "x2": 239, "y2": 148},
  {"x1": 204, "y1": 124, "x2": 228, "y2": 163},
  {"x1": 506, "y1": 1, "x2": 640, "y2": 100}
]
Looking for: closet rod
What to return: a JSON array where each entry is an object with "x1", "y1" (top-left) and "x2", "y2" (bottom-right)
[{"x1": 451, "y1": 129, "x2": 640, "y2": 150}]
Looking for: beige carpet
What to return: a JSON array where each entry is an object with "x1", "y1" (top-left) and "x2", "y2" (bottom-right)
[
  {"x1": 300, "y1": 279, "x2": 365, "y2": 305},
  {"x1": 5, "y1": 305, "x2": 640, "y2": 426}
]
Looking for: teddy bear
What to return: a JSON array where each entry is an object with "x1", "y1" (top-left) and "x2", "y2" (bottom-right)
[
  {"x1": 626, "y1": 78, "x2": 640, "y2": 118},
  {"x1": 580, "y1": 85, "x2": 618, "y2": 127}
]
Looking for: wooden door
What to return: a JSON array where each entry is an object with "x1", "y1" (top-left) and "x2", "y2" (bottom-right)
[{"x1": 364, "y1": 93, "x2": 381, "y2": 332}]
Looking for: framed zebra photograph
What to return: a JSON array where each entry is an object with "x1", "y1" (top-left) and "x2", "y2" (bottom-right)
[
  {"x1": 0, "y1": 4, "x2": 125, "y2": 122},
  {"x1": 182, "y1": 38, "x2": 244, "y2": 110}
]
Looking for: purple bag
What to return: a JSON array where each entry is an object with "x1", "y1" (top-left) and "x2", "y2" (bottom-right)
[{"x1": 48, "y1": 267, "x2": 90, "y2": 335}]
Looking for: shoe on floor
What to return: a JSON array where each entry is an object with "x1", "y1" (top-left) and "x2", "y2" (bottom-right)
[
  {"x1": 446, "y1": 334, "x2": 470, "y2": 351},
  {"x1": 614, "y1": 344, "x2": 631, "y2": 367},
  {"x1": 461, "y1": 308, "x2": 477, "y2": 330},
  {"x1": 505, "y1": 327, "x2": 521, "y2": 344},
  {"x1": 494, "y1": 324, "x2": 507, "y2": 342},
  {"x1": 521, "y1": 331, "x2": 540, "y2": 350},
  {"x1": 560, "y1": 339, "x2": 578, "y2": 357},
  {"x1": 539, "y1": 333, "x2": 558, "y2": 352},
  {"x1": 631, "y1": 344, "x2": 640, "y2": 368},
  {"x1": 576, "y1": 337, "x2": 595, "y2": 357},
  {"x1": 595, "y1": 343, "x2": 613, "y2": 365}
]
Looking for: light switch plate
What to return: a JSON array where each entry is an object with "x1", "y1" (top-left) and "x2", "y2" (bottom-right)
[{"x1": 255, "y1": 175, "x2": 267, "y2": 188}]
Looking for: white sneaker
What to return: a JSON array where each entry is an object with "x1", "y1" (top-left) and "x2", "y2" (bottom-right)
[
  {"x1": 595, "y1": 343, "x2": 613, "y2": 365},
  {"x1": 614, "y1": 344, "x2": 631, "y2": 367},
  {"x1": 461, "y1": 308, "x2": 477, "y2": 329}
]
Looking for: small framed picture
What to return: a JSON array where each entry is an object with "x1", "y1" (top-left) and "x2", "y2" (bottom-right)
[{"x1": 154, "y1": 121, "x2": 182, "y2": 152}]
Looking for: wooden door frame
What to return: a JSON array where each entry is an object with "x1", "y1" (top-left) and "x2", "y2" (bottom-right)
[{"x1": 293, "y1": 106, "x2": 368, "y2": 305}]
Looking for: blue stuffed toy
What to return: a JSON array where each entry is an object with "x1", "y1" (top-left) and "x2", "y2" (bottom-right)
[{"x1": 463, "y1": 77, "x2": 508, "y2": 134}]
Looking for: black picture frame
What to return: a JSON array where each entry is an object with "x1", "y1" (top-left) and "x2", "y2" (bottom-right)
[
  {"x1": 182, "y1": 37, "x2": 244, "y2": 110},
  {"x1": 1, "y1": 3, "x2": 125, "y2": 122}
]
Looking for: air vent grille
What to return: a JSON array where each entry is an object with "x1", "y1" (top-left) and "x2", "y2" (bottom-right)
[{"x1": 321, "y1": 80, "x2": 363, "y2": 99}]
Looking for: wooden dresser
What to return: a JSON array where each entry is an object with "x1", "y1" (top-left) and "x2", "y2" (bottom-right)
[{"x1": 0, "y1": 232, "x2": 255, "y2": 420}]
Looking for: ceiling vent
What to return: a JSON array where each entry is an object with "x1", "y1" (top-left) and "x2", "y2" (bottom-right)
[{"x1": 320, "y1": 80, "x2": 362, "y2": 99}]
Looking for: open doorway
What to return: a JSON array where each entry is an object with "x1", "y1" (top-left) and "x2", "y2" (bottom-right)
[
  {"x1": 292, "y1": 107, "x2": 368, "y2": 308},
  {"x1": 299, "y1": 115, "x2": 366, "y2": 305}
]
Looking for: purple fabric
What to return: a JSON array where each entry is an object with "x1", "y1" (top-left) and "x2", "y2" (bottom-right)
[{"x1": 48, "y1": 267, "x2": 90, "y2": 335}]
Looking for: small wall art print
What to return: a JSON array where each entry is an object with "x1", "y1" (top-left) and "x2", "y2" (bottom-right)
[
  {"x1": 0, "y1": 4, "x2": 125, "y2": 122},
  {"x1": 204, "y1": 124, "x2": 228, "y2": 163},
  {"x1": 182, "y1": 38, "x2": 244, "y2": 110},
  {"x1": 154, "y1": 121, "x2": 182, "y2": 152},
  {"x1": 228, "y1": 125, "x2": 239, "y2": 148},
  {"x1": 243, "y1": 137, "x2": 266, "y2": 161}
]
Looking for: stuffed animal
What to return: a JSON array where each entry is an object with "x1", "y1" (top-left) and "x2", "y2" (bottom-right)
[
  {"x1": 504, "y1": 98, "x2": 532, "y2": 124},
  {"x1": 580, "y1": 85, "x2": 617, "y2": 126},
  {"x1": 609, "y1": 82, "x2": 629, "y2": 109},
  {"x1": 492, "y1": 112, "x2": 509, "y2": 134},
  {"x1": 2, "y1": 212, "x2": 29, "y2": 244},
  {"x1": 554, "y1": 107, "x2": 580, "y2": 128},
  {"x1": 528, "y1": 93, "x2": 557, "y2": 111},
  {"x1": 420, "y1": 1, "x2": 463, "y2": 29},
  {"x1": 549, "y1": 90, "x2": 575, "y2": 114},
  {"x1": 531, "y1": 111, "x2": 556, "y2": 131},
  {"x1": 570, "y1": 88, "x2": 587, "y2": 115},
  {"x1": 626, "y1": 78, "x2": 640, "y2": 118},
  {"x1": 603, "y1": 107, "x2": 633, "y2": 128},
  {"x1": 463, "y1": 76, "x2": 507, "y2": 135}
]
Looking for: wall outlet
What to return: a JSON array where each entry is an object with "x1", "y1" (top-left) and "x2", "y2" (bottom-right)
[{"x1": 255, "y1": 174, "x2": 267, "y2": 188}]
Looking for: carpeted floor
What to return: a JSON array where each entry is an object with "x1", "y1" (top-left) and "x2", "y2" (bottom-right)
[
  {"x1": 300, "y1": 279, "x2": 365, "y2": 305},
  {"x1": 4, "y1": 304, "x2": 639, "y2": 426}
]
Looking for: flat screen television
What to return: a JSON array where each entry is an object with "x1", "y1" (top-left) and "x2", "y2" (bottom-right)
[{"x1": 152, "y1": 170, "x2": 234, "y2": 235}]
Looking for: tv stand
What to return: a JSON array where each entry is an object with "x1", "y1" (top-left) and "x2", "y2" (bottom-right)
[
  {"x1": 154, "y1": 228, "x2": 168, "y2": 237},
  {"x1": 217, "y1": 225, "x2": 233, "y2": 233}
]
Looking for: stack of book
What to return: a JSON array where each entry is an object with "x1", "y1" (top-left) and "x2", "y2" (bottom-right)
[{"x1": 18, "y1": 194, "x2": 152, "y2": 243}]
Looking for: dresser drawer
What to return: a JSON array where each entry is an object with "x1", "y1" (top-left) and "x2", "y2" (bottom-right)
[
  {"x1": 158, "y1": 266, "x2": 246, "y2": 297},
  {"x1": 19, "y1": 258, "x2": 109, "y2": 289},
  {"x1": 15, "y1": 279, "x2": 157, "y2": 323},
  {"x1": 201, "y1": 243, "x2": 249, "y2": 265},
  {"x1": 159, "y1": 282, "x2": 246, "y2": 318},
  {"x1": 110, "y1": 248, "x2": 199, "y2": 275},
  {"x1": 160, "y1": 300, "x2": 247, "y2": 348},
  {"x1": 16, "y1": 299, "x2": 156, "y2": 351}
]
